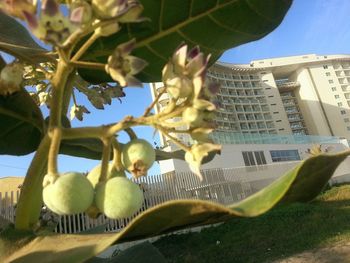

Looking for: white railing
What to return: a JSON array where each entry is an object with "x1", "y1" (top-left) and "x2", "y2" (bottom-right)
[{"x1": 0, "y1": 161, "x2": 315, "y2": 234}]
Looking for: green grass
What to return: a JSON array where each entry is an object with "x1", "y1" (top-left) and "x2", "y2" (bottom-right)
[{"x1": 153, "y1": 185, "x2": 350, "y2": 263}]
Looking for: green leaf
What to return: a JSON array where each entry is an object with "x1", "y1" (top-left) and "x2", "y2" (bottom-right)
[
  {"x1": 0, "y1": 13, "x2": 52, "y2": 63},
  {"x1": 59, "y1": 137, "x2": 218, "y2": 163},
  {"x1": 3, "y1": 151, "x2": 348, "y2": 262},
  {"x1": 105, "y1": 241, "x2": 167, "y2": 263},
  {"x1": 78, "y1": 0, "x2": 292, "y2": 83},
  {"x1": 0, "y1": 90, "x2": 44, "y2": 155}
]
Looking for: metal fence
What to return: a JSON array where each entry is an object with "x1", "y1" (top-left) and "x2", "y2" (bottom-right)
[{"x1": 0, "y1": 162, "x2": 300, "y2": 234}]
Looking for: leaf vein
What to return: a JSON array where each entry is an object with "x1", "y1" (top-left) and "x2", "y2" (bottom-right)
[
  {"x1": 176, "y1": 30, "x2": 222, "y2": 52},
  {"x1": 146, "y1": 45, "x2": 168, "y2": 61},
  {"x1": 135, "y1": 0, "x2": 238, "y2": 48},
  {"x1": 208, "y1": 14, "x2": 261, "y2": 37}
]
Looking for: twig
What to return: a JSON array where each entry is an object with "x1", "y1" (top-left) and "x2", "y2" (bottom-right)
[
  {"x1": 143, "y1": 87, "x2": 167, "y2": 117},
  {"x1": 70, "y1": 61, "x2": 106, "y2": 70}
]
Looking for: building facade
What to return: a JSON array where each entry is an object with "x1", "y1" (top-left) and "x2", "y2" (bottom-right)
[
  {"x1": 150, "y1": 54, "x2": 350, "y2": 175},
  {"x1": 208, "y1": 54, "x2": 350, "y2": 138}
]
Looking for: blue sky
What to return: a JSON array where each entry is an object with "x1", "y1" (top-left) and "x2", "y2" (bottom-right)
[{"x1": 1, "y1": 0, "x2": 350, "y2": 177}]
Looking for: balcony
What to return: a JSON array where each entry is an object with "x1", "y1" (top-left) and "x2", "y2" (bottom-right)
[
  {"x1": 210, "y1": 132, "x2": 344, "y2": 145},
  {"x1": 276, "y1": 80, "x2": 300, "y2": 91}
]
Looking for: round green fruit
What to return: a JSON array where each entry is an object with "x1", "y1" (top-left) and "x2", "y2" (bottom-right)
[
  {"x1": 121, "y1": 139, "x2": 155, "y2": 177},
  {"x1": 87, "y1": 163, "x2": 125, "y2": 187},
  {"x1": 43, "y1": 172, "x2": 94, "y2": 215},
  {"x1": 95, "y1": 177, "x2": 143, "y2": 219}
]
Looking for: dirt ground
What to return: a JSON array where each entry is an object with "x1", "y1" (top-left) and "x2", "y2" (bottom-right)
[{"x1": 273, "y1": 241, "x2": 350, "y2": 263}]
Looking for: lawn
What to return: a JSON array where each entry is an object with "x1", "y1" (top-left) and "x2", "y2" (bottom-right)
[{"x1": 153, "y1": 185, "x2": 350, "y2": 263}]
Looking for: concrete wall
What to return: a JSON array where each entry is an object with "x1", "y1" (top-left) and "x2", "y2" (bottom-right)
[
  {"x1": 261, "y1": 71, "x2": 292, "y2": 134},
  {"x1": 159, "y1": 142, "x2": 349, "y2": 174},
  {"x1": 294, "y1": 68, "x2": 332, "y2": 136}
]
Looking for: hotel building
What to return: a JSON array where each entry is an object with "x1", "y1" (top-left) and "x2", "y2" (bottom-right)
[{"x1": 150, "y1": 54, "x2": 350, "y2": 180}]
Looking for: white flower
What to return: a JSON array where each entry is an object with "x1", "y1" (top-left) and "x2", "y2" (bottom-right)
[
  {"x1": 105, "y1": 39, "x2": 147, "y2": 87},
  {"x1": 185, "y1": 143, "x2": 221, "y2": 180}
]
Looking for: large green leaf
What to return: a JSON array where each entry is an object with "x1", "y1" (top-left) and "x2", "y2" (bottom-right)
[
  {"x1": 0, "y1": 13, "x2": 52, "y2": 63},
  {"x1": 78, "y1": 0, "x2": 292, "y2": 83},
  {"x1": 2, "y1": 150, "x2": 349, "y2": 262},
  {"x1": 103, "y1": 241, "x2": 167, "y2": 263},
  {"x1": 0, "y1": 90, "x2": 44, "y2": 155}
]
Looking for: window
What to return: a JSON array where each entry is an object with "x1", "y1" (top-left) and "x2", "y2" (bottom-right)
[
  {"x1": 254, "y1": 151, "x2": 267, "y2": 165},
  {"x1": 270, "y1": 150, "x2": 300, "y2": 162},
  {"x1": 338, "y1": 102, "x2": 343, "y2": 107},
  {"x1": 242, "y1": 151, "x2": 255, "y2": 166},
  {"x1": 323, "y1": 65, "x2": 328, "y2": 69},
  {"x1": 341, "y1": 110, "x2": 346, "y2": 115},
  {"x1": 326, "y1": 72, "x2": 331, "y2": 76},
  {"x1": 329, "y1": 80, "x2": 334, "y2": 84},
  {"x1": 344, "y1": 118, "x2": 350, "y2": 123},
  {"x1": 347, "y1": 127, "x2": 350, "y2": 131},
  {"x1": 331, "y1": 87, "x2": 337, "y2": 91},
  {"x1": 335, "y1": 95, "x2": 340, "y2": 99},
  {"x1": 242, "y1": 151, "x2": 267, "y2": 166}
]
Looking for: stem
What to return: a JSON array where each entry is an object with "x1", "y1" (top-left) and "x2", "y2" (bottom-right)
[
  {"x1": 15, "y1": 55, "x2": 72, "y2": 230},
  {"x1": 48, "y1": 128, "x2": 62, "y2": 175},
  {"x1": 158, "y1": 106, "x2": 186, "y2": 121},
  {"x1": 112, "y1": 138, "x2": 123, "y2": 171},
  {"x1": 71, "y1": 32, "x2": 99, "y2": 62},
  {"x1": 62, "y1": 126, "x2": 106, "y2": 139},
  {"x1": 62, "y1": 70, "x2": 77, "y2": 116},
  {"x1": 15, "y1": 135, "x2": 51, "y2": 230},
  {"x1": 49, "y1": 60, "x2": 73, "y2": 128},
  {"x1": 157, "y1": 125, "x2": 191, "y2": 152},
  {"x1": 70, "y1": 61, "x2": 106, "y2": 70},
  {"x1": 124, "y1": 127, "x2": 137, "y2": 140},
  {"x1": 99, "y1": 137, "x2": 112, "y2": 183},
  {"x1": 143, "y1": 88, "x2": 167, "y2": 117}
]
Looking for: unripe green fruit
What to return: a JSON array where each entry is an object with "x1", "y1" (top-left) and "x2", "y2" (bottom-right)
[
  {"x1": 121, "y1": 139, "x2": 155, "y2": 177},
  {"x1": 87, "y1": 163, "x2": 125, "y2": 187},
  {"x1": 95, "y1": 177, "x2": 143, "y2": 219},
  {"x1": 43, "y1": 172, "x2": 94, "y2": 215}
]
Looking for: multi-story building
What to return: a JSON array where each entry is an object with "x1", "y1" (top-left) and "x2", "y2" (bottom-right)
[
  {"x1": 150, "y1": 54, "x2": 350, "y2": 180},
  {"x1": 208, "y1": 54, "x2": 350, "y2": 138}
]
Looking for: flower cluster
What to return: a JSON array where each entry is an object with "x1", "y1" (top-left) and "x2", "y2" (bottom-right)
[
  {"x1": 92, "y1": 0, "x2": 143, "y2": 21},
  {"x1": 159, "y1": 44, "x2": 222, "y2": 180},
  {"x1": 22, "y1": 0, "x2": 77, "y2": 45}
]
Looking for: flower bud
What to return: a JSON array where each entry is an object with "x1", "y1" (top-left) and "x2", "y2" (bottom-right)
[{"x1": 0, "y1": 63, "x2": 23, "y2": 95}]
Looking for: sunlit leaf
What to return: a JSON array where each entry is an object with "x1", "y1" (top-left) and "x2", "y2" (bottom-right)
[
  {"x1": 0, "y1": 90, "x2": 44, "y2": 155},
  {"x1": 78, "y1": 0, "x2": 292, "y2": 83},
  {"x1": 2, "y1": 151, "x2": 349, "y2": 262}
]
